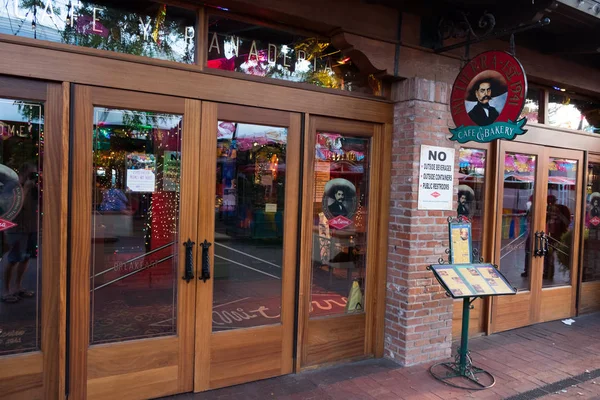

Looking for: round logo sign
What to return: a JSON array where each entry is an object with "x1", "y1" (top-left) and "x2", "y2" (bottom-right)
[
  {"x1": 450, "y1": 51, "x2": 527, "y2": 128},
  {"x1": 0, "y1": 164, "x2": 24, "y2": 221}
]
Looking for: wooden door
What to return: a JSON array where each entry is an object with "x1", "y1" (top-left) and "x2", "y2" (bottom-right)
[
  {"x1": 296, "y1": 116, "x2": 386, "y2": 369},
  {"x1": 69, "y1": 86, "x2": 200, "y2": 399},
  {"x1": 492, "y1": 141, "x2": 544, "y2": 332},
  {"x1": 193, "y1": 103, "x2": 301, "y2": 391},
  {"x1": 492, "y1": 141, "x2": 583, "y2": 332},
  {"x1": 538, "y1": 147, "x2": 582, "y2": 322},
  {"x1": 0, "y1": 77, "x2": 68, "y2": 399}
]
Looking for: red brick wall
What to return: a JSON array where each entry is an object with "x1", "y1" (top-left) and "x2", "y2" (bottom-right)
[{"x1": 385, "y1": 77, "x2": 461, "y2": 366}]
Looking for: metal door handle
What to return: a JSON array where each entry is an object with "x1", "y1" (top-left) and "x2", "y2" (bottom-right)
[
  {"x1": 182, "y1": 239, "x2": 195, "y2": 282},
  {"x1": 533, "y1": 231, "x2": 542, "y2": 257},
  {"x1": 200, "y1": 239, "x2": 212, "y2": 283},
  {"x1": 542, "y1": 233, "x2": 549, "y2": 256}
]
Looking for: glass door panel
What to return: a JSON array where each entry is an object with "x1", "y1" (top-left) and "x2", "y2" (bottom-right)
[
  {"x1": 310, "y1": 133, "x2": 370, "y2": 317},
  {"x1": 543, "y1": 158, "x2": 578, "y2": 288},
  {"x1": 90, "y1": 108, "x2": 182, "y2": 344},
  {"x1": 499, "y1": 152, "x2": 537, "y2": 290},
  {"x1": 212, "y1": 121, "x2": 287, "y2": 331},
  {"x1": 0, "y1": 98, "x2": 43, "y2": 355},
  {"x1": 583, "y1": 161, "x2": 600, "y2": 283}
]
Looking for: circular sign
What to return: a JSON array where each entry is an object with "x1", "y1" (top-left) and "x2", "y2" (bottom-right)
[
  {"x1": 0, "y1": 164, "x2": 24, "y2": 221},
  {"x1": 450, "y1": 51, "x2": 527, "y2": 128}
]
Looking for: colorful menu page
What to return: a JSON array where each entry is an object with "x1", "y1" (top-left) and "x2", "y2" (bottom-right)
[
  {"x1": 450, "y1": 222, "x2": 472, "y2": 264},
  {"x1": 430, "y1": 263, "x2": 516, "y2": 299}
]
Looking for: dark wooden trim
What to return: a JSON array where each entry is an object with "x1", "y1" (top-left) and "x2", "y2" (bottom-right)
[{"x1": 42, "y1": 81, "x2": 69, "y2": 399}]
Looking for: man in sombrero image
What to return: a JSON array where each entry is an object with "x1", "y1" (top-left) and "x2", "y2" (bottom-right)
[
  {"x1": 465, "y1": 72, "x2": 508, "y2": 127},
  {"x1": 457, "y1": 184, "x2": 473, "y2": 219},
  {"x1": 323, "y1": 178, "x2": 356, "y2": 219}
]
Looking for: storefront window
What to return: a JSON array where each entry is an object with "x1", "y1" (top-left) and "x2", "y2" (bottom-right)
[
  {"x1": 458, "y1": 148, "x2": 486, "y2": 255},
  {"x1": 0, "y1": 98, "x2": 43, "y2": 356},
  {"x1": 0, "y1": 1, "x2": 196, "y2": 64},
  {"x1": 310, "y1": 133, "x2": 370, "y2": 317},
  {"x1": 90, "y1": 108, "x2": 182, "y2": 344},
  {"x1": 212, "y1": 121, "x2": 287, "y2": 331},
  {"x1": 548, "y1": 91, "x2": 600, "y2": 134},
  {"x1": 520, "y1": 87, "x2": 540, "y2": 124},
  {"x1": 207, "y1": 15, "x2": 382, "y2": 96},
  {"x1": 583, "y1": 161, "x2": 600, "y2": 282}
]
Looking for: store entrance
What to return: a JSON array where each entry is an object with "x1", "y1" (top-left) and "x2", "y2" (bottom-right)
[
  {"x1": 68, "y1": 88, "x2": 300, "y2": 399},
  {"x1": 492, "y1": 141, "x2": 583, "y2": 333}
]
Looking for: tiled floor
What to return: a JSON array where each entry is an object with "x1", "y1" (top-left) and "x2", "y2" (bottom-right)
[{"x1": 161, "y1": 313, "x2": 600, "y2": 400}]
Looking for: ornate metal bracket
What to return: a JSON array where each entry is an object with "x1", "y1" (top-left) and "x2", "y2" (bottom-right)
[{"x1": 438, "y1": 11, "x2": 496, "y2": 42}]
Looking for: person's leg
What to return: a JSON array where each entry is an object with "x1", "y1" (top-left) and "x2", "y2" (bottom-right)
[
  {"x1": 15, "y1": 259, "x2": 33, "y2": 297},
  {"x1": 15, "y1": 233, "x2": 36, "y2": 297},
  {"x1": 2, "y1": 234, "x2": 22, "y2": 302}
]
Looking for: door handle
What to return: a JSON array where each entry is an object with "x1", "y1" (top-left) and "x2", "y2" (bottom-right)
[
  {"x1": 182, "y1": 239, "x2": 195, "y2": 283},
  {"x1": 200, "y1": 239, "x2": 212, "y2": 283},
  {"x1": 542, "y1": 233, "x2": 549, "y2": 257},
  {"x1": 533, "y1": 231, "x2": 542, "y2": 257}
]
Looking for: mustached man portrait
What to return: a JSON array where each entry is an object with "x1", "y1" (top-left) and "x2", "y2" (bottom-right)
[{"x1": 465, "y1": 71, "x2": 508, "y2": 127}]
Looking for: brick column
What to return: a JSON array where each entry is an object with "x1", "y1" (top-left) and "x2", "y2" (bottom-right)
[{"x1": 384, "y1": 78, "x2": 460, "y2": 366}]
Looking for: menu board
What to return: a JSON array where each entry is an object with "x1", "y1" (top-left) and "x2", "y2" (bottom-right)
[
  {"x1": 449, "y1": 221, "x2": 472, "y2": 264},
  {"x1": 430, "y1": 263, "x2": 516, "y2": 299}
]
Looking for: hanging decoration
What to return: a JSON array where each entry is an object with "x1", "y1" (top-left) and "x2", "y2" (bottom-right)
[{"x1": 448, "y1": 51, "x2": 528, "y2": 144}]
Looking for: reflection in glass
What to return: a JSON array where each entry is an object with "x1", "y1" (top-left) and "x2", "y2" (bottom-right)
[
  {"x1": 91, "y1": 108, "x2": 182, "y2": 344},
  {"x1": 458, "y1": 148, "x2": 486, "y2": 254},
  {"x1": 0, "y1": 99, "x2": 43, "y2": 356},
  {"x1": 543, "y1": 158, "x2": 577, "y2": 287},
  {"x1": 212, "y1": 121, "x2": 287, "y2": 332},
  {"x1": 583, "y1": 162, "x2": 600, "y2": 282},
  {"x1": 548, "y1": 92, "x2": 600, "y2": 133},
  {"x1": 0, "y1": 1, "x2": 196, "y2": 64},
  {"x1": 207, "y1": 15, "x2": 382, "y2": 96},
  {"x1": 310, "y1": 133, "x2": 370, "y2": 317},
  {"x1": 520, "y1": 87, "x2": 540, "y2": 124},
  {"x1": 500, "y1": 153, "x2": 536, "y2": 290}
]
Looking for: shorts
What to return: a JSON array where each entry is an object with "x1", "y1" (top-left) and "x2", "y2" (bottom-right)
[{"x1": 5, "y1": 232, "x2": 37, "y2": 263}]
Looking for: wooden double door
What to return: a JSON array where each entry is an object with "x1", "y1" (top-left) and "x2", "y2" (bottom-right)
[
  {"x1": 492, "y1": 141, "x2": 584, "y2": 332},
  {"x1": 69, "y1": 86, "x2": 301, "y2": 399}
]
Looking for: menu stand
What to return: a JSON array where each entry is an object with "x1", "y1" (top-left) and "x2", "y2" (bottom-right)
[{"x1": 427, "y1": 218, "x2": 517, "y2": 390}]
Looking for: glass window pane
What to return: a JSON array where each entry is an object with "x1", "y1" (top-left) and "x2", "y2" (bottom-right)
[
  {"x1": 212, "y1": 121, "x2": 287, "y2": 332},
  {"x1": 0, "y1": 2, "x2": 196, "y2": 64},
  {"x1": 520, "y1": 87, "x2": 540, "y2": 124},
  {"x1": 548, "y1": 92, "x2": 600, "y2": 134},
  {"x1": 500, "y1": 152, "x2": 536, "y2": 290},
  {"x1": 0, "y1": 99, "x2": 43, "y2": 356},
  {"x1": 91, "y1": 108, "x2": 182, "y2": 345},
  {"x1": 543, "y1": 158, "x2": 577, "y2": 288},
  {"x1": 310, "y1": 133, "x2": 370, "y2": 318},
  {"x1": 458, "y1": 148, "x2": 486, "y2": 255},
  {"x1": 207, "y1": 15, "x2": 382, "y2": 96},
  {"x1": 584, "y1": 162, "x2": 600, "y2": 282}
]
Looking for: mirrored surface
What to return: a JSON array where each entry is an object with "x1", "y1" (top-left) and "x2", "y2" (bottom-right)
[
  {"x1": 212, "y1": 121, "x2": 287, "y2": 332},
  {"x1": 500, "y1": 152, "x2": 536, "y2": 291},
  {"x1": 0, "y1": 98, "x2": 43, "y2": 356},
  {"x1": 310, "y1": 133, "x2": 370, "y2": 318},
  {"x1": 543, "y1": 158, "x2": 577, "y2": 288},
  {"x1": 90, "y1": 108, "x2": 182, "y2": 344}
]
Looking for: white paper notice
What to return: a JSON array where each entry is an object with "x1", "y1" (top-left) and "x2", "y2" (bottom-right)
[
  {"x1": 126, "y1": 169, "x2": 156, "y2": 192},
  {"x1": 418, "y1": 145, "x2": 455, "y2": 210},
  {"x1": 265, "y1": 203, "x2": 277, "y2": 213}
]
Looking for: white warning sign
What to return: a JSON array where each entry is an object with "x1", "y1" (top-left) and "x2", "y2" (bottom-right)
[{"x1": 418, "y1": 145, "x2": 455, "y2": 210}]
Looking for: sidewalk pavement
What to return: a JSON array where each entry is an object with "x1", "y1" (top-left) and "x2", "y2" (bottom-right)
[{"x1": 162, "y1": 312, "x2": 600, "y2": 400}]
